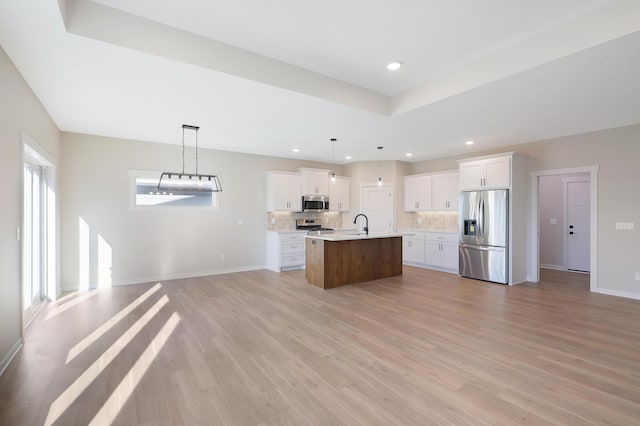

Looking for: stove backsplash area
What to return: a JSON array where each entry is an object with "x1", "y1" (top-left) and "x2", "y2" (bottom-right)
[{"x1": 267, "y1": 211, "x2": 343, "y2": 231}]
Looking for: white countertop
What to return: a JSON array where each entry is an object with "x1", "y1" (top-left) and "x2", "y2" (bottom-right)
[
  {"x1": 305, "y1": 232, "x2": 403, "y2": 241},
  {"x1": 267, "y1": 228, "x2": 357, "y2": 234}
]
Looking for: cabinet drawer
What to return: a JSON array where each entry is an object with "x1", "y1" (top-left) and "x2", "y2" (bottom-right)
[
  {"x1": 281, "y1": 241, "x2": 305, "y2": 254},
  {"x1": 425, "y1": 233, "x2": 458, "y2": 243},
  {"x1": 281, "y1": 254, "x2": 305, "y2": 267},
  {"x1": 280, "y1": 233, "x2": 306, "y2": 242}
]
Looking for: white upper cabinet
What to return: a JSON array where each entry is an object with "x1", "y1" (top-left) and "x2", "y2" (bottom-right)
[
  {"x1": 266, "y1": 171, "x2": 301, "y2": 211},
  {"x1": 299, "y1": 168, "x2": 329, "y2": 196},
  {"x1": 459, "y1": 154, "x2": 511, "y2": 190},
  {"x1": 432, "y1": 172, "x2": 459, "y2": 211},
  {"x1": 404, "y1": 171, "x2": 458, "y2": 212},
  {"x1": 329, "y1": 176, "x2": 350, "y2": 211},
  {"x1": 404, "y1": 175, "x2": 432, "y2": 212}
]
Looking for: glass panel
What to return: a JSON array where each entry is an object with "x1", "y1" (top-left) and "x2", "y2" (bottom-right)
[
  {"x1": 23, "y1": 164, "x2": 32, "y2": 310},
  {"x1": 31, "y1": 166, "x2": 41, "y2": 305}
]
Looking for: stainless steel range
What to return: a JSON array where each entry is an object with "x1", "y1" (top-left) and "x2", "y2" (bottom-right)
[{"x1": 295, "y1": 218, "x2": 333, "y2": 234}]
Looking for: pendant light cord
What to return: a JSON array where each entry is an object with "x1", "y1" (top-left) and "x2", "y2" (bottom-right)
[
  {"x1": 195, "y1": 127, "x2": 199, "y2": 175},
  {"x1": 181, "y1": 126, "x2": 185, "y2": 175}
]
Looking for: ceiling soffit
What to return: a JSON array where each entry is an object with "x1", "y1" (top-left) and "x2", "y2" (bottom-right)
[{"x1": 62, "y1": 0, "x2": 640, "y2": 117}]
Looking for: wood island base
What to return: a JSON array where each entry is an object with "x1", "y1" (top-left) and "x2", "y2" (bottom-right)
[{"x1": 305, "y1": 236, "x2": 402, "y2": 289}]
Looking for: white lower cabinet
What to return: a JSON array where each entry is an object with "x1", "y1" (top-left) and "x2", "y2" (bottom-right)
[
  {"x1": 402, "y1": 232, "x2": 425, "y2": 264},
  {"x1": 400, "y1": 230, "x2": 458, "y2": 274},
  {"x1": 266, "y1": 232, "x2": 306, "y2": 271},
  {"x1": 424, "y1": 233, "x2": 459, "y2": 272}
]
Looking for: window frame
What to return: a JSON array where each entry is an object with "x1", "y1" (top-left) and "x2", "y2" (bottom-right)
[{"x1": 129, "y1": 169, "x2": 220, "y2": 210}]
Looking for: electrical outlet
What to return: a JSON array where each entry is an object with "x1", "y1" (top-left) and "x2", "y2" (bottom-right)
[
  {"x1": 16, "y1": 227, "x2": 20, "y2": 240},
  {"x1": 220, "y1": 254, "x2": 226, "y2": 262},
  {"x1": 418, "y1": 218, "x2": 423, "y2": 224},
  {"x1": 238, "y1": 218, "x2": 243, "y2": 225},
  {"x1": 550, "y1": 218, "x2": 557, "y2": 225},
  {"x1": 636, "y1": 272, "x2": 640, "y2": 281},
  {"x1": 271, "y1": 218, "x2": 276, "y2": 225},
  {"x1": 616, "y1": 222, "x2": 634, "y2": 230}
]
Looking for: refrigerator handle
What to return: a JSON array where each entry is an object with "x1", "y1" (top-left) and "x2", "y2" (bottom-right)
[{"x1": 479, "y1": 196, "x2": 485, "y2": 242}]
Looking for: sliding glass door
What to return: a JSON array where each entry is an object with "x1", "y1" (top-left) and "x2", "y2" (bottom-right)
[{"x1": 23, "y1": 162, "x2": 46, "y2": 320}]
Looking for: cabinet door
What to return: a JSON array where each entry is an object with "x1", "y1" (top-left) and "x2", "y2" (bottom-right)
[
  {"x1": 432, "y1": 173, "x2": 458, "y2": 211},
  {"x1": 268, "y1": 173, "x2": 290, "y2": 211},
  {"x1": 424, "y1": 241, "x2": 441, "y2": 267},
  {"x1": 301, "y1": 171, "x2": 328, "y2": 195},
  {"x1": 459, "y1": 161, "x2": 484, "y2": 190},
  {"x1": 484, "y1": 156, "x2": 511, "y2": 189},
  {"x1": 404, "y1": 175, "x2": 432, "y2": 211},
  {"x1": 403, "y1": 237, "x2": 425, "y2": 264},
  {"x1": 329, "y1": 177, "x2": 350, "y2": 211},
  {"x1": 440, "y1": 242, "x2": 459, "y2": 270},
  {"x1": 267, "y1": 173, "x2": 300, "y2": 211},
  {"x1": 448, "y1": 173, "x2": 459, "y2": 210},
  {"x1": 286, "y1": 174, "x2": 302, "y2": 211}
]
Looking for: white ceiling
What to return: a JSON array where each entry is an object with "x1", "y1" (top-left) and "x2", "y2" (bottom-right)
[{"x1": 1, "y1": 0, "x2": 639, "y2": 163}]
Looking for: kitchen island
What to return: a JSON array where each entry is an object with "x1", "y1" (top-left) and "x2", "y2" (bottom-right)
[{"x1": 305, "y1": 233, "x2": 403, "y2": 289}]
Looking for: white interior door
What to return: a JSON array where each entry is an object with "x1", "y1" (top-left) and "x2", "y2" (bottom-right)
[
  {"x1": 361, "y1": 185, "x2": 393, "y2": 233},
  {"x1": 567, "y1": 181, "x2": 590, "y2": 272}
]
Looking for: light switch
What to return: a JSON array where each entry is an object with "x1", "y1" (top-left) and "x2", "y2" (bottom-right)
[
  {"x1": 616, "y1": 222, "x2": 635, "y2": 230},
  {"x1": 550, "y1": 218, "x2": 557, "y2": 225}
]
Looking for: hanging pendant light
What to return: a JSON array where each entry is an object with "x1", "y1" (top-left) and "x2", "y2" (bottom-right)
[
  {"x1": 377, "y1": 146, "x2": 383, "y2": 186},
  {"x1": 158, "y1": 124, "x2": 222, "y2": 192},
  {"x1": 330, "y1": 138, "x2": 337, "y2": 183}
]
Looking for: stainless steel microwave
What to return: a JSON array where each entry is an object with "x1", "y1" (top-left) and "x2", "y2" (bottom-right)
[{"x1": 302, "y1": 195, "x2": 329, "y2": 212}]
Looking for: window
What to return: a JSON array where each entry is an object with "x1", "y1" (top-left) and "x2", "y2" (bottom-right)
[{"x1": 130, "y1": 170, "x2": 218, "y2": 208}]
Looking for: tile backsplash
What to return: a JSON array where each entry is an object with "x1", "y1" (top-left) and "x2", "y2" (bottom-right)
[
  {"x1": 267, "y1": 211, "x2": 343, "y2": 231},
  {"x1": 410, "y1": 211, "x2": 459, "y2": 232}
]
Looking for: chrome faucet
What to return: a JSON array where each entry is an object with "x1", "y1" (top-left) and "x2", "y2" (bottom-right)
[{"x1": 353, "y1": 213, "x2": 369, "y2": 235}]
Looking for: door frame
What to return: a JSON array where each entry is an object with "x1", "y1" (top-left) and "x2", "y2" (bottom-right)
[
  {"x1": 563, "y1": 176, "x2": 590, "y2": 273},
  {"x1": 529, "y1": 166, "x2": 598, "y2": 292},
  {"x1": 21, "y1": 131, "x2": 57, "y2": 327}
]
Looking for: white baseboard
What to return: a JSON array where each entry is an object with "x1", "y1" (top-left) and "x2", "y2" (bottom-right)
[
  {"x1": 540, "y1": 264, "x2": 566, "y2": 271},
  {"x1": 61, "y1": 265, "x2": 267, "y2": 292},
  {"x1": 0, "y1": 338, "x2": 23, "y2": 377},
  {"x1": 592, "y1": 287, "x2": 640, "y2": 301}
]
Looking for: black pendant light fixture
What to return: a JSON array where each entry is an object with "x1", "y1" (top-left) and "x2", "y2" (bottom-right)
[
  {"x1": 158, "y1": 124, "x2": 223, "y2": 192},
  {"x1": 330, "y1": 138, "x2": 337, "y2": 183},
  {"x1": 377, "y1": 146, "x2": 384, "y2": 186}
]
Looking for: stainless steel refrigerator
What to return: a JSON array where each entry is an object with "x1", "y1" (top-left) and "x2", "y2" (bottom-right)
[{"x1": 459, "y1": 189, "x2": 509, "y2": 284}]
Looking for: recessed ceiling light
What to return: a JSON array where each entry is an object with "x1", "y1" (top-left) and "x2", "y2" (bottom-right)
[
  {"x1": 405, "y1": 153, "x2": 413, "y2": 157},
  {"x1": 345, "y1": 155, "x2": 352, "y2": 160},
  {"x1": 465, "y1": 140, "x2": 475, "y2": 146},
  {"x1": 387, "y1": 61, "x2": 402, "y2": 71},
  {"x1": 292, "y1": 148, "x2": 300, "y2": 152}
]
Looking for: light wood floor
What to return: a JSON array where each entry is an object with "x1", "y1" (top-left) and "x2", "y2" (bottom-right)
[{"x1": 1, "y1": 268, "x2": 640, "y2": 425}]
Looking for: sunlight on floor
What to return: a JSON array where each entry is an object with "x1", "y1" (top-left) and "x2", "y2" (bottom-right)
[
  {"x1": 97, "y1": 234, "x2": 113, "y2": 288},
  {"x1": 66, "y1": 283, "x2": 163, "y2": 364},
  {"x1": 89, "y1": 312, "x2": 181, "y2": 425},
  {"x1": 45, "y1": 289, "x2": 99, "y2": 321},
  {"x1": 44, "y1": 295, "x2": 170, "y2": 426}
]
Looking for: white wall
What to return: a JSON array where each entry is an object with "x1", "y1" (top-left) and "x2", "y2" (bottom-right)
[
  {"x1": 59, "y1": 132, "x2": 340, "y2": 289},
  {"x1": 411, "y1": 124, "x2": 640, "y2": 296},
  {"x1": 0, "y1": 46, "x2": 60, "y2": 371}
]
